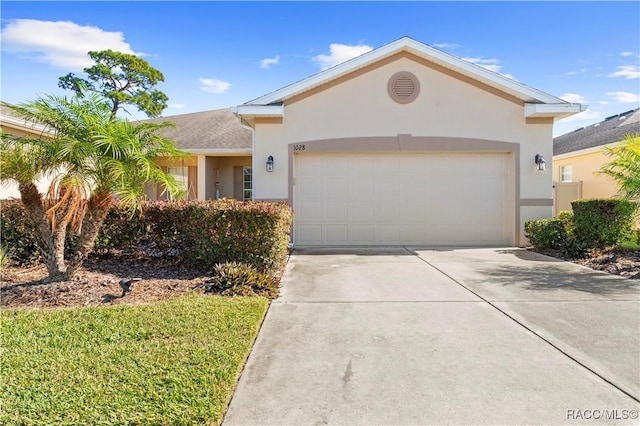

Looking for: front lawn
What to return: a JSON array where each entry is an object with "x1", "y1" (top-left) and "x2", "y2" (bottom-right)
[{"x1": 0, "y1": 295, "x2": 269, "y2": 425}]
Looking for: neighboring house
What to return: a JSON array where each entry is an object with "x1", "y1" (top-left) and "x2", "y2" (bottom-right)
[
  {"x1": 142, "y1": 109, "x2": 252, "y2": 201},
  {"x1": 0, "y1": 102, "x2": 55, "y2": 198},
  {"x1": 0, "y1": 105, "x2": 253, "y2": 202},
  {"x1": 235, "y1": 36, "x2": 584, "y2": 247},
  {"x1": 553, "y1": 108, "x2": 640, "y2": 215}
]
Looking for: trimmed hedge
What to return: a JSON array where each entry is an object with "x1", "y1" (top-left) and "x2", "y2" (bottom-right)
[
  {"x1": 571, "y1": 198, "x2": 636, "y2": 248},
  {"x1": 524, "y1": 218, "x2": 566, "y2": 250},
  {"x1": 0, "y1": 200, "x2": 40, "y2": 265},
  {"x1": 1, "y1": 199, "x2": 293, "y2": 272}
]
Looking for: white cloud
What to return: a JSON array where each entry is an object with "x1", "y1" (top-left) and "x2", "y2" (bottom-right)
[
  {"x1": 433, "y1": 42, "x2": 461, "y2": 50},
  {"x1": 620, "y1": 51, "x2": 634, "y2": 57},
  {"x1": 560, "y1": 93, "x2": 586, "y2": 104},
  {"x1": 169, "y1": 103, "x2": 186, "y2": 109},
  {"x1": 564, "y1": 68, "x2": 588, "y2": 76},
  {"x1": 462, "y1": 56, "x2": 515, "y2": 79},
  {"x1": 561, "y1": 109, "x2": 602, "y2": 122},
  {"x1": 1, "y1": 19, "x2": 137, "y2": 70},
  {"x1": 608, "y1": 65, "x2": 639, "y2": 79},
  {"x1": 607, "y1": 91, "x2": 640, "y2": 103},
  {"x1": 599, "y1": 101, "x2": 610, "y2": 105},
  {"x1": 260, "y1": 55, "x2": 280, "y2": 69},
  {"x1": 198, "y1": 78, "x2": 231, "y2": 94},
  {"x1": 313, "y1": 43, "x2": 373, "y2": 70}
]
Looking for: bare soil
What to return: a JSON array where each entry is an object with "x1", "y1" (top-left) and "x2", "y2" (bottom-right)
[{"x1": 2, "y1": 248, "x2": 638, "y2": 309}]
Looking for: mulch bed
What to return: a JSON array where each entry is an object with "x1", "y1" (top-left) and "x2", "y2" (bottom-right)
[
  {"x1": 531, "y1": 247, "x2": 640, "y2": 279},
  {"x1": 1, "y1": 256, "x2": 213, "y2": 309}
]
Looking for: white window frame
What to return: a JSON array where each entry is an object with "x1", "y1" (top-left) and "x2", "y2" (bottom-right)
[
  {"x1": 243, "y1": 166, "x2": 252, "y2": 201},
  {"x1": 167, "y1": 166, "x2": 188, "y2": 200},
  {"x1": 560, "y1": 165, "x2": 573, "y2": 182}
]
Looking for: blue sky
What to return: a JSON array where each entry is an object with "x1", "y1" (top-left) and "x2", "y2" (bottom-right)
[{"x1": 1, "y1": 1, "x2": 639, "y2": 137}]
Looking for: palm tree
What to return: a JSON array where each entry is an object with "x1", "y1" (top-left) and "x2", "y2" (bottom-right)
[
  {"x1": 1, "y1": 94, "x2": 185, "y2": 281},
  {"x1": 600, "y1": 133, "x2": 640, "y2": 202}
]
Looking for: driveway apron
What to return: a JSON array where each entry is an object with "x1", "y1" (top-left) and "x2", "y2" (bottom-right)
[{"x1": 223, "y1": 247, "x2": 640, "y2": 425}]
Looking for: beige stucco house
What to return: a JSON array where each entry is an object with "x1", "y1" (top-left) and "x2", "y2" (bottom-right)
[
  {"x1": 142, "y1": 109, "x2": 252, "y2": 201},
  {"x1": 2, "y1": 37, "x2": 587, "y2": 247},
  {"x1": 235, "y1": 37, "x2": 584, "y2": 247},
  {"x1": 553, "y1": 108, "x2": 640, "y2": 215}
]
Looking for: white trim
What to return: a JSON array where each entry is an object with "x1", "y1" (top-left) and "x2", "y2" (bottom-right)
[
  {"x1": 232, "y1": 105, "x2": 284, "y2": 117},
  {"x1": 243, "y1": 37, "x2": 575, "y2": 108},
  {"x1": 525, "y1": 103, "x2": 588, "y2": 119},
  {"x1": 1, "y1": 114, "x2": 53, "y2": 135}
]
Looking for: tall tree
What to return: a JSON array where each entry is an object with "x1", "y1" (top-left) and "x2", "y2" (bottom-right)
[
  {"x1": 1, "y1": 95, "x2": 185, "y2": 280},
  {"x1": 58, "y1": 50, "x2": 168, "y2": 119},
  {"x1": 599, "y1": 133, "x2": 640, "y2": 202},
  {"x1": 2, "y1": 50, "x2": 183, "y2": 281}
]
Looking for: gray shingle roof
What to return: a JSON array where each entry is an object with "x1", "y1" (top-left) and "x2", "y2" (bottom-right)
[
  {"x1": 553, "y1": 108, "x2": 640, "y2": 155},
  {"x1": 141, "y1": 108, "x2": 251, "y2": 151}
]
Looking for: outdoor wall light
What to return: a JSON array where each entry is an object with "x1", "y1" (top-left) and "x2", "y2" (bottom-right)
[
  {"x1": 266, "y1": 155, "x2": 274, "y2": 172},
  {"x1": 534, "y1": 154, "x2": 546, "y2": 172}
]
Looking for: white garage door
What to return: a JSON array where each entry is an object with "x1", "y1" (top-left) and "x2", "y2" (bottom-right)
[{"x1": 294, "y1": 152, "x2": 511, "y2": 246}]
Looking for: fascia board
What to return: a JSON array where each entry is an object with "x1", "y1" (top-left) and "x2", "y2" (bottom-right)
[
  {"x1": 525, "y1": 103, "x2": 588, "y2": 119},
  {"x1": 0, "y1": 114, "x2": 52, "y2": 135},
  {"x1": 232, "y1": 105, "x2": 284, "y2": 117}
]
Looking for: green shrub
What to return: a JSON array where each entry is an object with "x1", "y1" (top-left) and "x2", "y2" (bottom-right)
[
  {"x1": 0, "y1": 200, "x2": 40, "y2": 265},
  {"x1": 571, "y1": 199, "x2": 637, "y2": 248},
  {"x1": 560, "y1": 237, "x2": 589, "y2": 259},
  {"x1": 524, "y1": 218, "x2": 567, "y2": 249},
  {"x1": 0, "y1": 199, "x2": 293, "y2": 274},
  {"x1": 557, "y1": 210, "x2": 575, "y2": 238},
  {"x1": 205, "y1": 261, "x2": 280, "y2": 299}
]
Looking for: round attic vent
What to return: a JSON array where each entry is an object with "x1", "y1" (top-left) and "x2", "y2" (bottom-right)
[{"x1": 388, "y1": 72, "x2": 420, "y2": 104}]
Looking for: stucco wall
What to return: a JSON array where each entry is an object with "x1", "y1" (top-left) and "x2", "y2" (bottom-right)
[
  {"x1": 553, "y1": 148, "x2": 619, "y2": 200},
  {"x1": 250, "y1": 55, "x2": 556, "y2": 245}
]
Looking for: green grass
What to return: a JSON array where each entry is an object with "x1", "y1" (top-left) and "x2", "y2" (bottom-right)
[{"x1": 0, "y1": 294, "x2": 269, "y2": 425}]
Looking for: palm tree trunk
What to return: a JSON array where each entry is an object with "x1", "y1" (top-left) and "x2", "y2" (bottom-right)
[
  {"x1": 63, "y1": 192, "x2": 113, "y2": 280},
  {"x1": 18, "y1": 182, "x2": 66, "y2": 280}
]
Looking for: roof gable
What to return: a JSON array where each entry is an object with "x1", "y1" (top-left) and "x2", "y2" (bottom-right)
[
  {"x1": 242, "y1": 37, "x2": 580, "y2": 113},
  {"x1": 553, "y1": 108, "x2": 640, "y2": 155}
]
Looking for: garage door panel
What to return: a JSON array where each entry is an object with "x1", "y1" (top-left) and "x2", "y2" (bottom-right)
[
  {"x1": 326, "y1": 225, "x2": 349, "y2": 244},
  {"x1": 376, "y1": 225, "x2": 401, "y2": 244},
  {"x1": 351, "y1": 225, "x2": 375, "y2": 243},
  {"x1": 374, "y1": 178, "x2": 401, "y2": 197},
  {"x1": 349, "y1": 202, "x2": 374, "y2": 220},
  {"x1": 295, "y1": 152, "x2": 511, "y2": 246},
  {"x1": 297, "y1": 201, "x2": 322, "y2": 221},
  {"x1": 298, "y1": 225, "x2": 323, "y2": 245},
  {"x1": 348, "y1": 179, "x2": 374, "y2": 200},
  {"x1": 297, "y1": 178, "x2": 323, "y2": 200},
  {"x1": 325, "y1": 202, "x2": 348, "y2": 221},
  {"x1": 324, "y1": 178, "x2": 348, "y2": 200},
  {"x1": 375, "y1": 202, "x2": 400, "y2": 221}
]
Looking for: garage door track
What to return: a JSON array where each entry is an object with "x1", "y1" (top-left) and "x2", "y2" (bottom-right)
[{"x1": 223, "y1": 247, "x2": 640, "y2": 425}]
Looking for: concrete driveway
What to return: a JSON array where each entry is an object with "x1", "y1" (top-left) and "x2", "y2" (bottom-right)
[{"x1": 224, "y1": 247, "x2": 640, "y2": 425}]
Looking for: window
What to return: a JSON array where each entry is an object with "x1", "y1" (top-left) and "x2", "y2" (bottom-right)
[
  {"x1": 243, "y1": 166, "x2": 252, "y2": 201},
  {"x1": 167, "y1": 166, "x2": 188, "y2": 200},
  {"x1": 560, "y1": 165, "x2": 572, "y2": 182}
]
